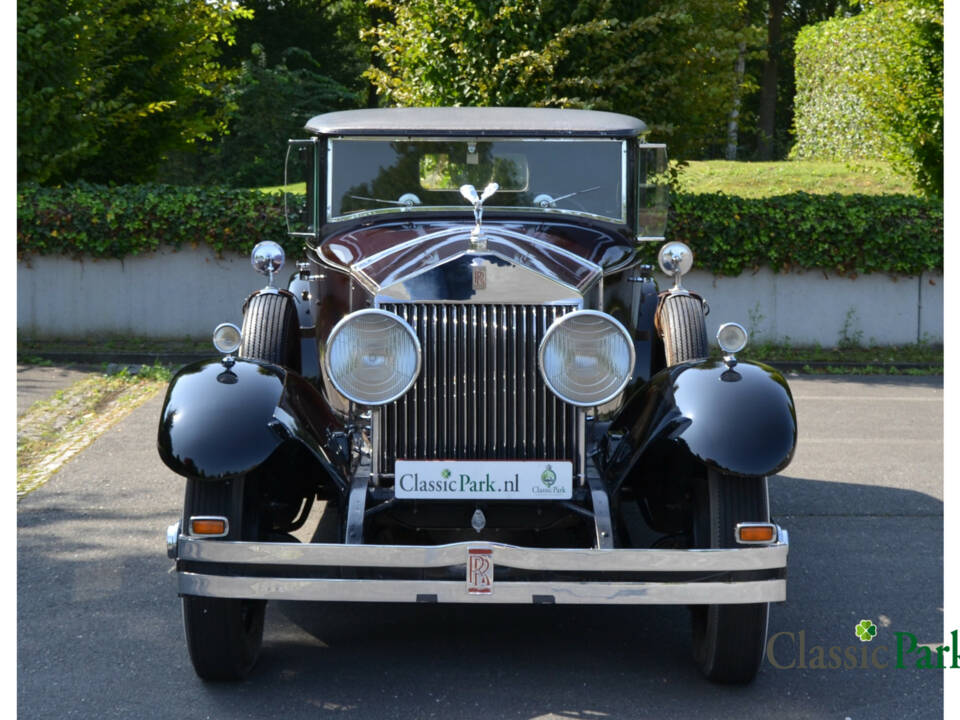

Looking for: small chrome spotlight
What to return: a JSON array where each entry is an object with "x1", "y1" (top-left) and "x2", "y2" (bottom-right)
[
  {"x1": 716, "y1": 322, "x2": 748, "y2": 354},
  {"x1": 251, "y1": 241, "x2": 285, "y2": 286},
  {"x1": 657, "y1": 241, "x2": 693, "y2": 290},
  {"x1": 716, "y1": 322, "x2": 748, "y2": 368},
  {"x1": 213, "y1": 322, "x2": 241, "y2": 367}
]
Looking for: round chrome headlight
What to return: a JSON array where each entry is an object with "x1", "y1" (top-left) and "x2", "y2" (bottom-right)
[
  {"x1": 325, "y1": 309, "x2": 421, "y2": 405},
  {"x1": 212, "y1": 322, "x2": 241, "y2": 354},
  {"x1": 538, "y1": 310, "x2": 635, "y2": 407},
  {"x1": 717, "y1": 322, "x2": 748, "y2": 354},
  {"x1": 658, "y1": 241, "x2": 693, "y2": 277},
  {"x1": 251, "y1": 241, "x2": 285, "y2": 277}
]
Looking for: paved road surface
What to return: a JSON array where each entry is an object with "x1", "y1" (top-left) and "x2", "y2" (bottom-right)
[
  {"x1": 17, "y1": 375, "x2": 943, "y2": 719},
  {"x1": 16, "y1": 364, "x2": 100, "y2": 416}
]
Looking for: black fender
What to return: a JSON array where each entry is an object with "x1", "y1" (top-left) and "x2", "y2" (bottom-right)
[
  {"x1": 604, "y1": 359, "x2": 797, "y2": 485},
  {"x1": 157, "y1": 359, "x2": 348, "y2": 492}
]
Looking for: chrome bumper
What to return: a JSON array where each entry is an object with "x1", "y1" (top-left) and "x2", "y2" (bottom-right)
[{"x1": 169, "y1": 526, "x2": 788, "y2": 606}]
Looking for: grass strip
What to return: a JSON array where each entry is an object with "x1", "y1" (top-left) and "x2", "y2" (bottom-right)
[{"x1": 17, "y1": 367, "x2": 170, "y2": 499}]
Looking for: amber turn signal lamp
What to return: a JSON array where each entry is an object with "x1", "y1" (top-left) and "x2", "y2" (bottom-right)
[
  {"x1": 190, "y1": 516, "x2": 229, "y2": 537},
  {"x1": 736, "y1": 523, "x2": 777, "y2": 544}
]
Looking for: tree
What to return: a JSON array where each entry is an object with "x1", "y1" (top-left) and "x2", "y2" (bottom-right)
[
  {"x1": 17, "y1": 0, "x2": 250, "y2": 184},
  {"x1": 218, "y1": 0, "x2": 369, "y2": 95},
  {"x1": 196, "y1": 45, "x2": 359, "y2": 188},
  {"x1": 363, "y1": 0, "x2": 763, "y2": 158},
  {"x1": 740, "y1": 0, "x2": 862, "y2": 160}
]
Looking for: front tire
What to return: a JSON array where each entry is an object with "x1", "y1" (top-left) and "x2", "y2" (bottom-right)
[
  {"x1": 181, "y1": 478, "x2": 266, "y2": 681},
  {"x1": 240, "y1": 291, "x2": 300, "y2": 370},
  {"x1": 659, "y1": 293, "x2": 708, "y2": 366},
  {"x1": 690, "y1": 469, "x2": 770, "y2": 684}
]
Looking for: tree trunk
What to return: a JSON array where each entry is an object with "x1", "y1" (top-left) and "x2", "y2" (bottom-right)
[
  {"x1": 726, "y1": 42, "x2": 746, "y2": 161},
  {"x1": 757, "y1": 0, "x2": 785, "y2": 160}
]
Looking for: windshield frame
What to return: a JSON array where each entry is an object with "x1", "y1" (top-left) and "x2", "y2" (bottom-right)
[{"x1": 325, "y1": 136, "x2": 629, "y2": 226}]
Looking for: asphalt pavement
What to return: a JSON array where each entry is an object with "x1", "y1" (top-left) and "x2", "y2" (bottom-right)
[
  {"x1": 17, "y1": 374, "x2": 943, "y2": 719},
  {"x1": 16, "y1": 364, "x2": 100, "y2": 416}
]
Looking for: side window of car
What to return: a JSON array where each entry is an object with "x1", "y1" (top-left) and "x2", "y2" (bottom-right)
[{"x1": 286, "y1": 138, "x2": 318, "y2": 237}]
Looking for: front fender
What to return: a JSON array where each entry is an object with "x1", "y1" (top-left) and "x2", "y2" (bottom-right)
[
  {"x1": 157, "y1": 359, "x2": 348, "y2": 489},
  {"x1": 605, "y1": 359, "x2": 797, "y2": 483}
]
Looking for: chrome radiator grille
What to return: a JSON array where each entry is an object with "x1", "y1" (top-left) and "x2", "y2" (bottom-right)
[{"x1": 376, "y1": 303, "x2": 580, "y2": 478}]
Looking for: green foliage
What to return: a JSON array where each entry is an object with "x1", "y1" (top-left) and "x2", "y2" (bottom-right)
[
  {"x1": 679, "y1": 159, "x2": 915, "y2": 197},
  {"x1": 17, "y1": 0, "x2": 250, "y2": 185},
  {"x1": 19, "y1": 183, "x2": 942, "y2": 278},
  {"x1": 791, "y1": 0, "x2": 943, "y2": 197},
  {"x1": 654, "y1": 191, "x2": 942, "y2": 276},
  {"x1": 17, "y1": 183, "x2": 297, "y2": 260},
  {"x1": 220, "y1": 0, "x2": 369, "y2": 94},
  {"x1": 363, "y1": 0, "x2": 764, "y2": 158},
  {"x1": 182, "y1": 45, "x2": 358, "y2": 188}
]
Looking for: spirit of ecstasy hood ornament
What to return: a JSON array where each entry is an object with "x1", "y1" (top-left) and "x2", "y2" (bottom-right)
[{"x1": 460, "y1": 182, "x2": 498, "y2": 250}]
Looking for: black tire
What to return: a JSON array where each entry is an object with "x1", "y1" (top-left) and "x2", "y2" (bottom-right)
[
  {"x1": 659, "y1": 293, "x2": 708, "y2": 366},
  {"x1": 240, "y1": 292, "x2": 300, "y2": 370},
  {"x1": 690, "y1": 469, "x2": 770, "y2": 684},
  {"x1": 181, "y1": 478, "x2": 266, "y2": 681}
]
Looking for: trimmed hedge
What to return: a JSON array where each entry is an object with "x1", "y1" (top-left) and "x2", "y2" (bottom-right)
[
  {"x1": 17, "y1": 183, "x2": 943, "y2": 276},
  {"x1": 791, "y1": 1, "x2": 943, "y2": 197},
  {"x1": 658, "y1": 192, "x2": 942, "y2": 277},
  {"x1": 16, "y1": 182, "x2": 296, "y2": 260}
]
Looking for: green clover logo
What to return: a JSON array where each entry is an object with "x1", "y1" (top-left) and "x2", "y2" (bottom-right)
[
  {"x1": 441, "y1": 468, "x2": 451, "y2": 479},
  {"x1": 541, "y1": 465, "x2": 557, "y2": 488},
  {"x1": 855, "y1": 619, "x2": 878, "y2": 642}
]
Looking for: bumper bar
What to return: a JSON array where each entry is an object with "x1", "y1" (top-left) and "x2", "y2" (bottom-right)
[{"x1": 171, "y1": 528, "x2": 788, "y2": 605}]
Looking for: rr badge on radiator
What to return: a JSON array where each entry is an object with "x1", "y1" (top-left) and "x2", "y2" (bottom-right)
[
  {"x1": 467, "y1": 547, "x2": 493, "y2": 594},
  {"x1": 472, "y1": 267, "x2": 486, "y2": 291}
]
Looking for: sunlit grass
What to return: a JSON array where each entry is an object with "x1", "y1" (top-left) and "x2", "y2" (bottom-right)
[
  {"x1": 258, "y1": 182, "x2": 305, "y2": 194},
  {"x1": 678, "y1": 159, "x2": 915, "y2": 197}
]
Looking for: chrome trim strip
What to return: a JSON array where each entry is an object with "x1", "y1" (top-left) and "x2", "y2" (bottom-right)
[
  {"x1": 344, "y1": 475, "x2": 368, "y2": 544},
  {"x1": 177, "y1": 534, "x2": 788, "y2": 571},
  {"x1": 178, "y1": 574, "x2": 786, "y2": 605},
  {"x1": 354, "y1": 225, "x2": 604, "y2": 295},
  {"x1": 585, "y1": 470, "x2": 613, "y2": 549}
]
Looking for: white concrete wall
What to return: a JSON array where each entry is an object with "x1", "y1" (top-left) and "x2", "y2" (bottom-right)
[
  {"x1": 17, "y1": 246, "x2": 943, "y2": 346},
  {"x1": 17, "y1": 246, "x2": 264, "y2": 339},
  {"x1": 686, "y1": 267, "x2": 943, "y2": 346}
]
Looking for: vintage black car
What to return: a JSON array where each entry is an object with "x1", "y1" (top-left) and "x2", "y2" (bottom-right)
[{"x1": 160, "y1": 108, "x2": 796, "y2": 684}]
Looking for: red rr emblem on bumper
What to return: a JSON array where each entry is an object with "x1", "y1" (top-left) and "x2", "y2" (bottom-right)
[{"x1": 467, "y1": 548, "x2": 493, "y2": 594}]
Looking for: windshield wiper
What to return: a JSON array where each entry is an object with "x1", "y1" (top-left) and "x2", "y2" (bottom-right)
[
  {"x1": 533, "y1": 185, "x2": 601, "y2": 208},
  {"x1": 350, "y1": 193, "x2": 421, "y2": 207}
]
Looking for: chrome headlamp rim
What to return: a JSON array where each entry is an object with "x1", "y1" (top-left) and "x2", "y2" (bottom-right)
[
  {"x1": 324, "y1": 308, "x2": 422, "y2": 406},
  {"x1": 212, "y1": 322, "x2": 242, "y2": 354},
  {"x1": 716, "y1": 321, "x2": 749, "y2": 354},
  {"x1": 538, "y1": 309, "x2": 636, "y2": 408}
]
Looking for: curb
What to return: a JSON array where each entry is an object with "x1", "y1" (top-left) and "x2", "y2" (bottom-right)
[{"x1": 17, "y1": 351, "x2": 210, "y2": 367}]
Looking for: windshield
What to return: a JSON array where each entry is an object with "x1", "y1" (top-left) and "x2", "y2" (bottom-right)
[{"x1": 327, "y1": 138, "x2": 626, "y2": 223}]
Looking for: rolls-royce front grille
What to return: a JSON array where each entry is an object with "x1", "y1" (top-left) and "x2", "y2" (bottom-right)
[{"x1": 376, "y1": 303, "x2": 580, "y2": 478}]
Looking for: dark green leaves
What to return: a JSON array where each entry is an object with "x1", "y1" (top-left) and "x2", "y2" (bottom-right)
[{"x1": 19, "y1": 183, "x2": 942, "y2": 278}]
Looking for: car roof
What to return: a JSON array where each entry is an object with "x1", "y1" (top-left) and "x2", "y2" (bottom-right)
[{"x1": 305, "y1": 107, "x2": 648, "y2": 138}]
